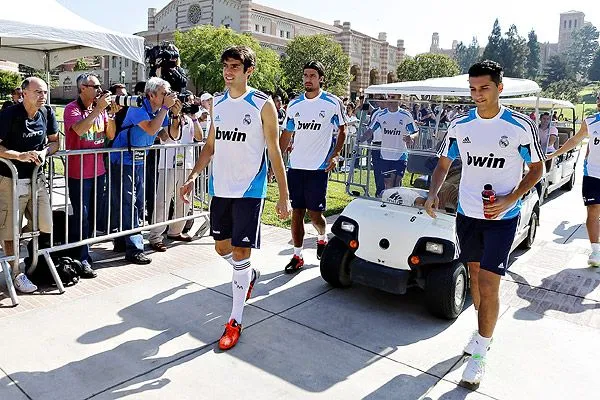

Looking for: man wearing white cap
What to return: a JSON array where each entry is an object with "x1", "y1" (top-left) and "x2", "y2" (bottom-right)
[{"x1": 197, "y1": 92, "x2": 213, "y2": 136}]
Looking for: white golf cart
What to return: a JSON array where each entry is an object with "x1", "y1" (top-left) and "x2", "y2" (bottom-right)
[
  {"x1": 500, "y1": 96, "x2": 579, "y2": 202},
  {"x1": 320, "y1": 75, "x2": 542, "y2": 319}
]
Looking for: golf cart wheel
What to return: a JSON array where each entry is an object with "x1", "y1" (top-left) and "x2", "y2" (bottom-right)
[
  {"x1": 519, "y1": 209, "x2": 538, "y2": 249},
  {"x1": 320, "y1": 237, "x2": 353, "y2": 288},
  {"x1": 562, "y1": 172, "x2": 575, "y2": 191},
  {"x1": 425, "y1": 261, "x2": 467, "y2": 320}
]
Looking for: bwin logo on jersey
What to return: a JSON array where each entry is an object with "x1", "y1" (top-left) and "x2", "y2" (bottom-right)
[
  {"x1": 297, "y1": 120, "x2": 322, "y2": 130},
  {"x1": 383, "y1": 128, "x2": 403, "y2": 136},
  {"x1": 215, "y1": 127, "x2": 247, "y2": 142},
  {"x1": 466, "y1": 152, "x2": 506, "y2": 168},
  {"x1": 319, "y1": 110, "x2": 326, "y2": 118},
  {"x1": 243, "y1": 114, "x2": 252, "y2": 125},
  {"x1": 499, "y1": 136, "x2": 510, "y2": 148},
  {"x1": 594, "y1": 137, "x2": 600, "y2": 146}
]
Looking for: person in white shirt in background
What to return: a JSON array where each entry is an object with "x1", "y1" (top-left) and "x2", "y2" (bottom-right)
[
  {"x1": 149, "y1": 92, "x2": 203, "y2": 252},
  {"x1": 196, "y1": 92, "x2": 213, "y2": 137},
  {"x1": 538, "y1": 112, "x2": 558, "y2": 153}
]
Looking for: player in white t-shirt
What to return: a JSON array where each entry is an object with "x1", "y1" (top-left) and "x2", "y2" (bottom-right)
[
  {"x1": 549, "y1": 91, "x2": 600, "y2": 266},
  {"x1": 180, "y1": 46, "x2": 291, "y2": 351},
  {"x1": 362, "y1": 102, "x2": 418, "y2": 191},
  {"x1": 362, "y1": 103, "x2": 388, "y2": 196},
  {"x1": 538, "y1": 112, "x2": 558, "y2": 153},
  {"x1": 425, "y1": 61, "x2": 544, "y2": 387},
  {"x1": 149, "y1": 94, "x2": 204, "y2": 250},
  {"x1": 279, "y1": 61, "x2": 347, "y2": 273}
]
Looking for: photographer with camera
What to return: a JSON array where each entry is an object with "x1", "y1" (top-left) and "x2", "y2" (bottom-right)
[
  {"x1": 109, "y1": 77, "x2": 180, "y2": 265},
  {"x1": 63, "y1": 73, "x2": 120, "y2": 277},
  {"x1": 148, "y1": 91, "x2": 203, "y2": 251}
]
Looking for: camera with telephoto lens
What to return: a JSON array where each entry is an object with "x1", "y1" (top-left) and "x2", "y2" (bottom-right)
[
  {"x1": 145, "y1": 41, "x2": 187, "y2": 92},
  {"x1": 112, "y1": 95, "x2": 143, "y2": 108},
  {"x1": 176, "y1": 91, "x2": 199, "y2": 115}
]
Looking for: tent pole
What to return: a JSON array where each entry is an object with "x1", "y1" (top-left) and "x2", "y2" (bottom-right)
[{"x1": 45, "y1": 51, "x2": 51, "y2": 106}]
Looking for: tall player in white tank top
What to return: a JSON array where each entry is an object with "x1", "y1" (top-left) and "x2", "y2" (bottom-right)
[
  {"x1": 180, "y1": 46, "x2": 291, "y2": 350},
  {"x1": 549, "y1": 92, "x2": 600, "y2": 266}
]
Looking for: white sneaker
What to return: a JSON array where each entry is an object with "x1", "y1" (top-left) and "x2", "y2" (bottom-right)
[
  {"x1": 588, "y1": 251, "x2": 600, "y2": 267},
  {"x1": 14, "y1": 273, "x2": 37, "y2": 293},
  {"x1": 463, "y1": 331, "x2": 492, "y2": 355},
  {"x1": 462, "y1": 353, "x2": 486, "y2": 385}
]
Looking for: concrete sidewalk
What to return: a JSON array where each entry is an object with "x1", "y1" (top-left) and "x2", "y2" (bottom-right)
[{"x1": 1, "y1": 163, "x2": 599, "y2": 399}]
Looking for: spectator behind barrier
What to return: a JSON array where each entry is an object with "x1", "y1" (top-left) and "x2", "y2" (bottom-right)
[
  {"x1": 0, "y1": 77, "x2": 59, "y2": 293},
  {"x1": 63, "y1": 73, "x2": 120, "y2": 278},
  {"x1": 108, "y1": 77, "x2": 181, "y2": 265},
  {"x1": 1, "y1": 87, "x2": 23, "y2": 111}
]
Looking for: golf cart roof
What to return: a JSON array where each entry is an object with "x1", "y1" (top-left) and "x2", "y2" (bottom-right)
[
  {"x1": 500, "y1": 96, "x2": 575, "y2": 109},
  {"x1": 365, "y1": 74, "x2": 541, "y2": 97}
]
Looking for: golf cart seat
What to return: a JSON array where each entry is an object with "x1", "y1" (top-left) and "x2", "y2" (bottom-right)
[{"x1": 407, "y1": 152, "x2": 439, "y2": 189}]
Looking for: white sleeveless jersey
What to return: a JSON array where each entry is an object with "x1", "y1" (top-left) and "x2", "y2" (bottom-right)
[
  {"x1": 584, "y1": 113, "x2": 600, "y2": 179},
  {"x1": 209, "y1": 87, "x2": 269, "y2": 198},
  {"x1": 438, "y1": 106, "x2": 544, "y2": 220},
  {"x1": 371, "y1": 109, "x2": 417, "y2": 161},
  {"x1": 284, "y1": 90, "x2": 347, "y2": 170}
]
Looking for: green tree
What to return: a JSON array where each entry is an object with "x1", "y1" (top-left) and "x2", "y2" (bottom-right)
[
  {"x1": 589, "y1": 48, "x2": 600, "y2": 81},
  {"x1": 396, "y1": 53, "x2": 460, "y2": 82},
  {"x1": 499, "y1": 25, "x2": 528, "y2": 78},
  {"x1": 74, "y1": 58, "x2": 89, "y2": 71},
  {"x1": 566, "y1": 23, "x2": 599, "y2": 79},
  {"x1": 0, "y1": 70, "x2": 21, "y2": 98},
  {"x1": 542, "y1": 55, "x2": 569, "y2": 89},
  {"x1": 454, "y1": 37, "x2": 480, "y2": 73},
  {"x1": 175, "y1": 25, "x2": 281, "y2": 94},
  {"x1": 481, "y1": 19, "x2": 503, "y2": 63},
  {"x1": 281, "y1": 34, "x2": 350, "y2": 96},
  {"x1": 541, "y1": 79, "x2": 582, "y2": 103},
  {"x1": 526, "y1": 30, "x2": 541, "y2": 80}
]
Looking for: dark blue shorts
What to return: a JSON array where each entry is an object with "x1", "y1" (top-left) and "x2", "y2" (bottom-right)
[
  {"x1": 210, "y1": 197, "x2": 264, "y2": 248},
  {"x1": 287, "y1": 168, "x2": 328, "y2": 211},
  {"x1": 380, "y1": 159, "x2": 407, "y2": 178},
  {"x1": 455, "y1": 213, "x2": 519, "y2": 276},
  {"x1": 582, "y1": 175, "x2": 600, "y2": 206}
]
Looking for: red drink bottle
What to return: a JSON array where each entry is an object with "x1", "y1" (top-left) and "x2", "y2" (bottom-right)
[{"x1": 482, "y1": 184, "x2": 496, "y2": 219}]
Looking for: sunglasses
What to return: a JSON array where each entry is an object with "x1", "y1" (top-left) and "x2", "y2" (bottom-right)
[{"x1": 83, "y1": 84, "x2": 102, "y2": 90}]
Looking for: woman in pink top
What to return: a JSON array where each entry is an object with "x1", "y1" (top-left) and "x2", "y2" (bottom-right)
[{"x1": 63, "y1": 73, "x2": 117, "y2": 276}]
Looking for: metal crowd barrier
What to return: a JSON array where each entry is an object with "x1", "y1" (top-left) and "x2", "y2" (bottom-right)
[{"x1": 1, "y1": 142, "x2": 210, "y2": 306}]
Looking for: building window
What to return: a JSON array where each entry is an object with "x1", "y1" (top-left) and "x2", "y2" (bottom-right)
[
  {"x1": 187, "y1": 4, "x2": 202, "y2": 25},
  {"x1": 569, "y1": 20, "x2": 572, "y2": 29},
  {"x1": 574, "y1": 20, "x2": 577, "y2": 28},
  {"x1": 112, "y1": 57, "x2": 116, "y2": 68},
  {"x1": 262, "y1": 26, "x2": 266, "y2": 33},
  {"x1": 125, "y1": 58, "x2": 129, "y2": 67},
  {"x1": 63, "y1": 77, "x2": 72, "y2": 93},
  {"x1": 564, "y1": 20, "x2": 567, "y2": 29},
  {"x1": 280, "y1": 30, "x2": 284, "y2": 38},
  {"x1": 255, "y1": 24, "x2": 260, "y2": 31},
  {"x1": 286, "y1": 31, "x2": 290, "y2": 39}
]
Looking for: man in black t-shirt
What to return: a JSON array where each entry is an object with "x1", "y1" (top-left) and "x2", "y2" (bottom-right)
[{"x1": 0, "y1": 77, "x2": 59, "y2": 293}]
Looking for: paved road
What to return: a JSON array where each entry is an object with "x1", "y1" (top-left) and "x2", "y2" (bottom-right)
[{"x1": 0, "y1": 154, "x2": 598, "y2": 399}]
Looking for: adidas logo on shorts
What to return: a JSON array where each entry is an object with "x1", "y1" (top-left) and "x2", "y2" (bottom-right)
[{"x1": 242, "y1": 237, "x2": 250, "y2": 243}]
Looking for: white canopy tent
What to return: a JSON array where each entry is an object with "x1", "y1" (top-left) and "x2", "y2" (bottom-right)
[
  {"x1": 365, "y1": 74, "x2": 541, "y2": 97},
  {"x1": 0, "y1": 0, "x2": 145, "y2": 75},
  {"x1": 500, "y1": 96, "x2": 575, "y2": 110}
]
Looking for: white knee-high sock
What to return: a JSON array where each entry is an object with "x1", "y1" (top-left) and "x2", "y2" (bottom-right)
[
  {"x1": 230, "y1": 259, "x2": 252, "y2": 324},
  {"x1": 222, "y1": 252, "x2": 235, "y2": 266}
]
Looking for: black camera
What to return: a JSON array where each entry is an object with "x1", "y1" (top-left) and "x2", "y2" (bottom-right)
[{"x1": 145, "y1": 41, "x2": 187, "y2": 93}]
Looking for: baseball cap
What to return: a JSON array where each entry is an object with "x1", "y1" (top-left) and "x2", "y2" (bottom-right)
[{"x1": 200, "y1": 93, "x2": 213, "y2": 102}]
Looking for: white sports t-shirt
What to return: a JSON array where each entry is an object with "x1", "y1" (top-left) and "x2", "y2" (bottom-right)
[
  {"x1": 160, "y1": 114, "x2": 197, "y2": 170},
  {"x1": 584, "y1": 112, "x2": 600, "y2": 179},
  {"x1": 371, "y1": 109, "x2": 417, "y2": 161},
  {"x1": 209, "y1": 87, "x2": 269, "y2": 198},
  {"x1": 438, "y1": 106, "x2": 544, "y2": 220},
  {"x1": 368, "y1": 107, "x2": 386, "y2": 142},
  {"x1": 284, "y1": 90, "x2": 347, "y2": 170}
]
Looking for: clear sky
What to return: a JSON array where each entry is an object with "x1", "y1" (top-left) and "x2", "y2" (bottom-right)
[{"x1": 57, "y1": 0, "x2": 599, "y2": 56}]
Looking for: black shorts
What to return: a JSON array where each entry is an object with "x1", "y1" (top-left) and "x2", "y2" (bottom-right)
[
  {"x1": 582, "y1": 176, "x2": 600, "y2": 206},
  {"x1": 380, "y1": 159, "x2": 407, "y2": 178},
  {"x1": 287, "y1": 168, "x2": 328, "y2": 211},
  {"x1": 455, "y1": 213, "x2": 519, "y2": 276},
  {"x1": 209, "y1": 197, "x2": 264, "y2": 248}
]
